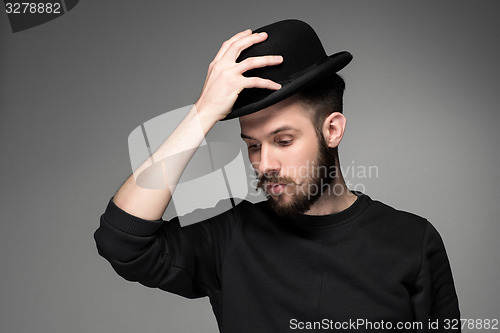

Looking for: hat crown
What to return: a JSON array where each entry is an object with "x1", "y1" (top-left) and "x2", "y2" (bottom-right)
[
  {"x1": 226, "y1": 19, "x2": 352, "y2": 120},
  {"x1": 237, "y1": 19, "x2": 327, "y2": 82}
]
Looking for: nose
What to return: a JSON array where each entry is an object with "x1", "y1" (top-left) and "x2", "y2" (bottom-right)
[{"x1": 257, "y1": 145, "x2": 280, "y2": 177}]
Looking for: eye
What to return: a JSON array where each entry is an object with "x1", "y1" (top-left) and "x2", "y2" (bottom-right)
[
  {"x1": 247, "y1": 143, "x2": 261, "y2": 151},
  {"x1": 277, "y1": 139, "x2": 292, "y2": 146}
]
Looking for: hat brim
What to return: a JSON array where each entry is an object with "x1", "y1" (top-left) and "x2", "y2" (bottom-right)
[{"x1": 221, "y1": 51, "x2": 352, "y2": 121}]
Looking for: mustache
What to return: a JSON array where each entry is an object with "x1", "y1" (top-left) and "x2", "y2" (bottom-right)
[{"x1": 256, "y1": 173, "x2": 297, "y2": 189}]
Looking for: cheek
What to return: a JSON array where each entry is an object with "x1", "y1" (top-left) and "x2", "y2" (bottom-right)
[
  {"x1": 282, "y1": 141, "x2": 318, "y2": 177},
  {"x1": 247, "y1": 153, "x2": 260, "y2": 170},
  {"x1": 294, "y1": 138, "x2": 319, "y2": 162}
]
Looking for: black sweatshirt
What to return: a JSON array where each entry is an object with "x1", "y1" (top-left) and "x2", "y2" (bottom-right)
[{"x1": 94, "y1": 192, "x2": 460, "y2": 332}]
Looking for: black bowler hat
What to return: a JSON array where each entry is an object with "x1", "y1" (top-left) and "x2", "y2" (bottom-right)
[{"x1": 222, "y1": 19, "x2": 352, "y2": 121}]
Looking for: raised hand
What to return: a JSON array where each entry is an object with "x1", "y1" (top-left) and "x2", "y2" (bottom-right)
[{"x1": 195, "y1": 29, "x2": 283, "y2": 121}]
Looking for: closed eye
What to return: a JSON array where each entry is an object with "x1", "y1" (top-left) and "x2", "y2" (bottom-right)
[
  {"x1": 247, "y1": 143, "x2": 261, "y2": 150},
  {"x1": 277, "y1": 140, "x2": 292, "y2": 146}
]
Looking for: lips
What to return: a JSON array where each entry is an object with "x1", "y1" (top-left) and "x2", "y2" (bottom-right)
[{"x1": 265, "y1": 183, "x2": 287, "y2": 195}]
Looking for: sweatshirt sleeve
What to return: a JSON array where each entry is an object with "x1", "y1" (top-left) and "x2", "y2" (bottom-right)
[
  {"x1": 94, "y1": 197, "x2": 239, "y2": 299},
  {"x1": 412, "y1": 221, "x2": 461, "y2": 332}
]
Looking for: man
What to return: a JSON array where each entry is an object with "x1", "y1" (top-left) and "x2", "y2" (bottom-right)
[{"x1": 94, "y1": 20, "x2": 460, "y2": 332}]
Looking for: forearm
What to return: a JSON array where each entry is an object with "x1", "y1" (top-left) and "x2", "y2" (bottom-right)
[
  {"x1": 111, "y1": 30, "x2": 281, "y2": 221},
  {"x1": 113, "y1": 105, "x2": 219, "y2": 220}
]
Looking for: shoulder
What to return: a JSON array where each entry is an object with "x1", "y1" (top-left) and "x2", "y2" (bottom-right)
[
  {"x1": 358, "y1": 194, "x2": 439, "y2": 253},
  {"x1": 365, "y1": 195, "x2": 430, "y2": 233}
]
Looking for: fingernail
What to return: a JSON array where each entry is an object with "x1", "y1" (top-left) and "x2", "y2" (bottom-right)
[{"x1": 259, "y1": 32, "x2": 267, "y2": 36}]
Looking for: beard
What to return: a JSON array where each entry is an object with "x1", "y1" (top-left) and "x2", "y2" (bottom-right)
[{"x1": 255, "y1": 136, "x2": 337, "y2": 217}]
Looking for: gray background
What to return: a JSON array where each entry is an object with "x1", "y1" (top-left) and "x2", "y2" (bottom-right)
[{"x1": 1, "y1": 0, "x2": 499, "y2": 332}]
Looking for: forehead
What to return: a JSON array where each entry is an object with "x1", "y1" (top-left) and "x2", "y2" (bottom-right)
[{"x1": 239, "y1": 95, "x2": 314, "y2": 137}]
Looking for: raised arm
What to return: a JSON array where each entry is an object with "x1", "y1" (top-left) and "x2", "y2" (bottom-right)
[{"x1": 112, "y1": 29, "x2": 282, "y2": 220}]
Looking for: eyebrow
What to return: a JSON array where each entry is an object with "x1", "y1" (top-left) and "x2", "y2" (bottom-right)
[{"x1": 240, "y1": 126, "x2": 298, "y2": 140}]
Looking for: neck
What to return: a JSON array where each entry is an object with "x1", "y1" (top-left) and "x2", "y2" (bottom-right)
[{"x1": 304, "y1": 171, "x2": 358, "y2": 216}]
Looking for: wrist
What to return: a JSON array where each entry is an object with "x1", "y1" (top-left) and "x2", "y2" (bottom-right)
[{"x1": 191, "y1": 103, "x2": 221, "y2": 133}]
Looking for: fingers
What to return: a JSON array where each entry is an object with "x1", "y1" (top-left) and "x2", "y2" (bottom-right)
[
  {"x1": 196, "y1": 29, "x2": 282, "y2": 120},
  {"x1": 236, "y1": 55, "x2": 283, "y2": 91},
  {"x1": 212, "y1": 29, "x2": 252, "y2": 64},
  {"x1": 237, "y1": 55, "x2": 283, "y2": 73},
  {"x1": 243, "y1": 77, "x2": 282, "y2": 90},
  {"x1": 222, "y1": 32, "x2": 269, "y2": 61}
]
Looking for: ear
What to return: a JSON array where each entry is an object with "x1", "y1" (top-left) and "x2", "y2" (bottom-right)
[{"x1": 321, "y1": 112, "x2": 346, "y2": 148}]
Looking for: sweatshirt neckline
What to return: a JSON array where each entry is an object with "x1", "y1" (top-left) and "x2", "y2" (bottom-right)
[{"x1": 272, "y1": 191, "x2": 371, "y2": 228}]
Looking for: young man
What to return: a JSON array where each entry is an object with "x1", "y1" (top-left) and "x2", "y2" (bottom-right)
[{"x1": 95, "y1": 20, "x2": 460, "y2": 332}]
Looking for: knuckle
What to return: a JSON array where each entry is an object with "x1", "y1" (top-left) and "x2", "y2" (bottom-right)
[
  {"x1": 249, "y1": 77, "x2": 260, "y2": 86},
  {"x1": 211, "y1": 63, "x2": 223, "y2": 73},
  {"x1": 232, "y1": 38, "x2": 245, "y2": 49},
  {"x1": 244, "y1": 57, "x2": 257, "y2": 66},
  {"x1": 225, "y1": 76, "x2": 241, "y2": 90},
  {"x1": 219, "y1": 69, "x2": 232, "y2": 80},
  {"x1": 230, "y1": 76, "x2": 241, "y2": 87}
]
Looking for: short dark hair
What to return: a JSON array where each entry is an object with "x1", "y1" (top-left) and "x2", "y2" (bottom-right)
[
  {"x1": 297, "y1": 73, "x2": 346, "y2": 132},
  {"x1": 297, "y1": 73, "x2": 346, "y2": 161}
]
